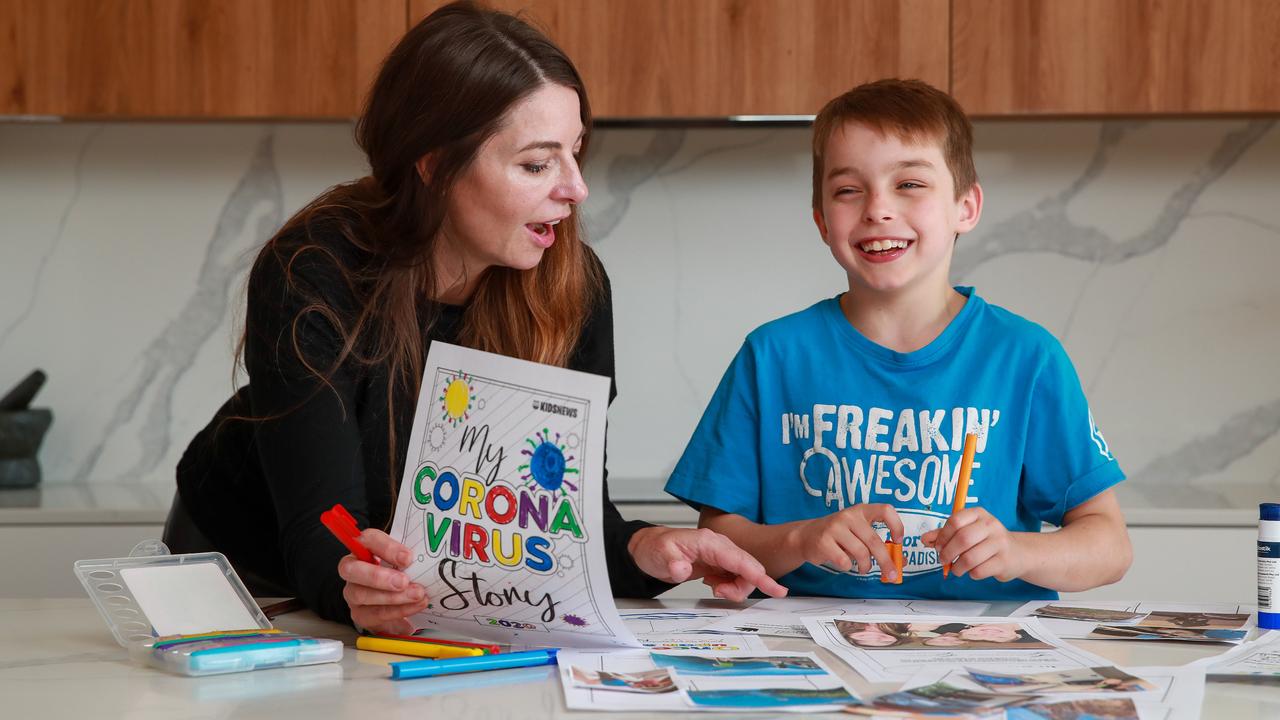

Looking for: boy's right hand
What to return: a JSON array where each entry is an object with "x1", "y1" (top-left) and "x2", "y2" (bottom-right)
[
  {"x1": 788, "y1": 504, "x2": 905, "y2": 581},
  {"x1": 337, "y1": 528, "x2": 430, "y2": 635}
]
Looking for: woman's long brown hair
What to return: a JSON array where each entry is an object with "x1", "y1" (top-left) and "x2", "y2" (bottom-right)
[{"x1": 237, "y1": 1, "x2": 601, "y2": 507}]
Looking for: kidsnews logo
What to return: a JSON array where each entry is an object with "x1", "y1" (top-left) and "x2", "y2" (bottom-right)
[{"x1": 532, "y1": 399, "x2": 578, "y2": 418}]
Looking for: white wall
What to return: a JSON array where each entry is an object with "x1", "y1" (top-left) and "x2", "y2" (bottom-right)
[{"x1": 2, "y1": 120, "x2": 1277, "y2": 515}]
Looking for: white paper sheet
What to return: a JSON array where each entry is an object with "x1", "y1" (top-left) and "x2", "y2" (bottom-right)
[
  {"x1": 1196, "y1": 629, "x2": 1280, "y2": 678},
  {"x1": 913, "y1": 664, "x2": 1162, "y2": 700},
  {"x1": 618, "y1": 608, "x2": 730, "y2": 635},
  {"x1": 388, "y1": 342, "x2": 638, "y2": 648},
  {"x1": 119, "y1": 563, "x2": 259, "y2": 636},
  {"x1": 636, "y1": 633, "x2": 767, "y2": 652},
  {"x1": 849, "y1": 663, "x2": 1201, "y2": 719},
  {"x1": 698, "y1": 610, "x2": 815, "y2": 638},
  {"x1": 557, "y1": 649, "x2": 859, "y2": 712},
  {"x1": 1124, "y1": 665, "x2": 1207, "y2": 720},
  {"x1": 804, "y1": 615, "x2": 1113, "y2": 683},
  {"x1": 752, "y1": 596, "x2": 992, "y2": 618},
  {"x1": 701, "y1": 598, "x2": 992, "y2": 639},
  {"x1": 969, "y1": 665, "x2": 1204, "y2": 720},
  {"x1": 1011, "y1": 600, "x2": 1255, "y2": 643}
]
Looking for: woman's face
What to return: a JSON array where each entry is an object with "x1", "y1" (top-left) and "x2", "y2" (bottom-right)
[
  {"x1": 847, "y1": 627, "x2": 899, "y2": 647},
  {"x1": 957, "y1": 624, "x2": 1020, "y2": 643},
  {"x1": 437, "y1": 83, "x2": 588, "y2": 279}
]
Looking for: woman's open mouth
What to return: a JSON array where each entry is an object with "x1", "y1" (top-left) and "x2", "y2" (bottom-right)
[{"x1": 526, "y1": 219, "x2": 561, "y2": 248}]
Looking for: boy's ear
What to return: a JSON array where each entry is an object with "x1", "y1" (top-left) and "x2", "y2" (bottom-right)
[
  {"x1": 813, "y1": 207, "x2": 831, "y2": 245},
  {"x1": 955, "y1": 181, "x2": 984, "y2": 235}
]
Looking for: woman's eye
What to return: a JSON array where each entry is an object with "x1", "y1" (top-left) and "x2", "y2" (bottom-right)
[{"x1": 523, "y1": 162, "x2": 551, "y2": 174}]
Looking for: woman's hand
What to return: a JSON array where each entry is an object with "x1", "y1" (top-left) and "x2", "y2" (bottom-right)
[
  {"x1": 627, "y1": 526, "x2": 788, "y2": 602},
  {"x1": 337, "y1": 528, "x2": 430, "y2": 634}
]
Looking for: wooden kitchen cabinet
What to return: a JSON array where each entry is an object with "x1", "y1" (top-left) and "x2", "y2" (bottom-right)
[
  {"x1": 0, "y1": 0, "x2": 405, "y2": 118},
  {"x1": 410, "y1": 0, "x2": 950, "y2": 117},
  {"x1": 952, "y1": 0, "x2": 1280, "y2": 116}
]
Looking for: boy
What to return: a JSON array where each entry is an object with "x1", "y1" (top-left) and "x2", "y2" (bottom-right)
[{"x1": 664, "y1": 79, "x2": 1131, "y2": 600}]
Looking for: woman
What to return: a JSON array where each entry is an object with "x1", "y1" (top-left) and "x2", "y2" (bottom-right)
[
  {"x1": 167, "y1": 1, "x2": 784, "y2": 633},
  {"x1": 836, "y1": 621, "x2": 912, "y2": 648}
]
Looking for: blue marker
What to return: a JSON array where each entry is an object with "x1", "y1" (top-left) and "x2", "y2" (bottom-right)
[{"x1": 389, "y1": 648, "x2": 559, "y2": 680}]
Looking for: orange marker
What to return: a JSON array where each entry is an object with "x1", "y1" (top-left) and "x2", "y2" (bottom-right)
[
  {"x1": 881, "y1": 542, "x2": 904, "y2": 585},
  {"x1": 942, "y1": 432, "x2": 978, "y2": 578}
]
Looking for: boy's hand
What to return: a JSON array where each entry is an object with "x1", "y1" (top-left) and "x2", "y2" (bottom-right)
[
  {"x1": 788, "y1": 504, "x2": 904, "y2": 581},
  {"x1": 922, "y1": 508, "x2": 1023, "y2": 581}
]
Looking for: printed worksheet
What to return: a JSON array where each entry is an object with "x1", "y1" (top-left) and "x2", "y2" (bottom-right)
[
  {"x1": 925, "y1": 664, "x2": 1158, "y2": 697},
  {"x1": 754, "y1": 596, "x2": 992, "y2": 617},
  {"x1": 702, "y1": 598, "x2": 992, "y2": 638},
  {"x1": 615, "y1": 609, "x2": 766, "y2": 651},
  {"x1": 637, "y1": 633, "x2": 767, "y2": 652},
  {"x1": 618, "y1": 608, "x2": 730, "y2": 635},
  {"x1": 1011, "y1": 601, "x2": 1255, "y2": 643},
  {"x1": 851, "y1": 664, "x2": 1202, "y2": 719},
  {"x1": 1197, "y1": 629, "x2": 1280, "y2": 679},
  {"x1": 1087, "y1": 665, "x2": 1205, "y2": 720},
  {"x1": 389, "y1": 342, "x2": 638, "y2": 648},
  {"x1": 804, "y1": 615, "x2": 1112, "y2": 683},
  {"x1": 557, "y1": 649, "x2": 859, "y2": 712}
]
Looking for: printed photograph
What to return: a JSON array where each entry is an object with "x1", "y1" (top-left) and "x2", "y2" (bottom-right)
[
  {"x1": 567, "y1": 666, "x2": 677, "y2": 694},
  {"x1": 846, "y1": 681, "x2": 1034, "y2": 717},
  {"x1": 1137, "y1": 611, "x2": 1251, "y2": 630},
  {"x1": 1032, "y1": 605, "x2": 1146, "y2": 624},
  {"x1": 685, "y1": 686, "x2": 856, "y2": 708},
  {"x1": 1087, "y1": 624, "x2": 1248, "y2": 643},
  {"x1": 834, "y1": 620, "x2": 1053, "y2": 650},
  {"x1": 1006, "y1": 697, "x2": 1140, "y2": 720},
  {"x1": 965, "y1": 666, "x2": 1156, "y2": 694},
  {"x1": 650, "y1": 653, "x2": 824, "y2": 676}
]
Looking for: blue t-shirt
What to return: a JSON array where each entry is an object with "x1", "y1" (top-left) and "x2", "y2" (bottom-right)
[{"x1": 665, "y1": 288, "x2": 1124, "y2": 601}]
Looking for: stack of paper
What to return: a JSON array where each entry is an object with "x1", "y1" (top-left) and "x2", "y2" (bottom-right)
[
  {"x1": 698, "y1": 598, "x2": 992, "y2": 639},
  {"x1": 848, "y1": 664, "x2": 1204, "y2": 719},
  {"x1": 1012, "y1": 601, "x2": 1254, "y2": 644}
]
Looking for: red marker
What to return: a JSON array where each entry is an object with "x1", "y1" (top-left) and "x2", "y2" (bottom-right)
[
  {"x1": 320, "y1": 503, "x2": 375, "y2": 564},
  {"x1": 377, "y1": 633, "x2": 502, "y2": 655}
]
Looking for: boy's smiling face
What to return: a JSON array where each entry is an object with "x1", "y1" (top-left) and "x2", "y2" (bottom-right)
[{"x1": 814, "y1": 121, "x2": 981, "y2": 297}]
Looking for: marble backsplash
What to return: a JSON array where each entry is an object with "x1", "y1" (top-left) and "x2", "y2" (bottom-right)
[{"x1": 1, "y1": 119, "x2": 1276, "y2": 512}]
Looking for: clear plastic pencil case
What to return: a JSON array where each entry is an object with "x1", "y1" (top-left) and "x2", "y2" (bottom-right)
[{"x1": 74, "y1": 542, "x2": 343, "y2": 676}]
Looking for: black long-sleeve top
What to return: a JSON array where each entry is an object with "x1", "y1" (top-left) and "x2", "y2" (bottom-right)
[{"x1": 176, "y1": 223, "x2": 670, "y2": 623}]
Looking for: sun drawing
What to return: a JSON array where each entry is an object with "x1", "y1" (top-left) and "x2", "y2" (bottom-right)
[
  {"x1": 438, "y1": 373, "x2": 474, "y2": 427},
  {"x1": 519, "y1": 428, "x2": 579, "y2": 494}
]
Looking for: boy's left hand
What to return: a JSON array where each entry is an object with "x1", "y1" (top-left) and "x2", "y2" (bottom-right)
[{"x1": 921, "y1": 508, "x2": 1024, "y2": 582}]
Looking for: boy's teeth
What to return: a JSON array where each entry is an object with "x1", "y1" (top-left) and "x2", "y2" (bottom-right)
[{"x1": 861, "y1": 239, "x2": 907, "y2": 252}]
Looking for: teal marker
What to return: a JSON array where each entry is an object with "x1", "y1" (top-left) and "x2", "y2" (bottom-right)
[{"x1": 389, "y1": 648, "x2": 559, "y2": 680}]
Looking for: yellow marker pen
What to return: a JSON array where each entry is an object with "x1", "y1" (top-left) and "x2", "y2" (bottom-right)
[{"x1": 356, "y1": 635, "x2": 484, "y2": 659}]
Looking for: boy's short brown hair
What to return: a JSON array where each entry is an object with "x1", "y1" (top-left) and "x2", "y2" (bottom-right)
[{"x1": 811, "y1": 79, "x2": 977, "y2": 209}]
